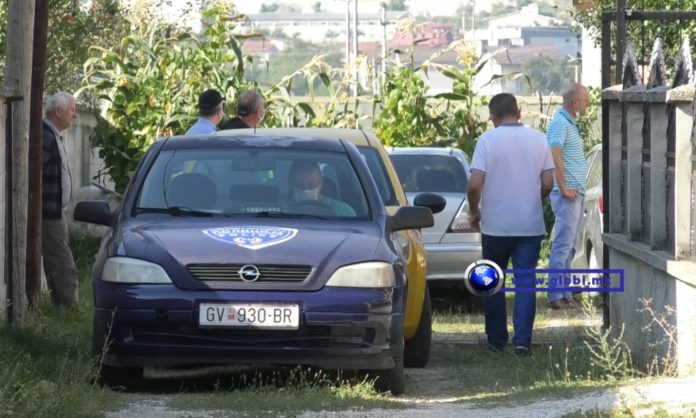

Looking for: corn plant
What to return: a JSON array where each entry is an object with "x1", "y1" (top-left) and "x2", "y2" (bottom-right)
[{"x1": 78, "y1": 3, "x2": 253, "y2": 192}]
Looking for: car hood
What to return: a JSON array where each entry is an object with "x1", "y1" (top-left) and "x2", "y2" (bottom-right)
[{"x1": 119, "y1": 217, "x2": 384, "y2": 290}]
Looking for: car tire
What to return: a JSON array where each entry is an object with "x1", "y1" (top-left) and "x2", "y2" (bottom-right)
[
  {"x1": 372, "y1": 340, "x2": 405, "y2": 395},
  {"x1": 404, "y1": 285, "x2": 432, "y2": 368},
  {"x1": 97, "y1": 364, "x2": 143, "y2": 390},
  {"x1": 91, "y1": 314, "x2": 143, "y2": 390}
]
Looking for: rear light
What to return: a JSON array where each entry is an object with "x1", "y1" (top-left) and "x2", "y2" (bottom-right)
[
  {"x1": 598, "y1": 194, "x2": 604, "y2": 215},
  {"x1": 449, "y1": 199, "x2": 477, "y2": 233}
]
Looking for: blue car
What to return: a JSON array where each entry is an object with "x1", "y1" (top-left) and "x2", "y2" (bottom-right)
[{"x1": 74, "y1": 134, "x2": 440, "y2": 395}]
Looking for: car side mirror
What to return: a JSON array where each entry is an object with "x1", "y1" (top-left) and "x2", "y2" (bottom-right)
[
  {"x1": 74, "y1": 200, "x2": 114, "y2": 227},
  {"x1": 390, "y1": 206, "x2": 434, "y2": 231},
  {"x1": 413, "y1": 193, "x2": 446, "y2": 214}
]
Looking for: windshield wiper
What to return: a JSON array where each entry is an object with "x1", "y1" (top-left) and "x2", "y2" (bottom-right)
[
  {"x1": 136, "y1": 206, "x2": 216, "y2": 217},
  {"x1": 253, "y1": 211, "x2": 327, "y2": 219}
]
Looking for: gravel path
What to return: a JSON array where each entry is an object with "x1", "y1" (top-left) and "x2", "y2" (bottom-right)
[{"x1": 107, "y1": 378, "x2": 696, "y2": 418}]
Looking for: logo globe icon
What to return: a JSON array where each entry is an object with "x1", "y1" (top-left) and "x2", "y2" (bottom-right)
[{"x1": 464, "y1": 259, "x2": 504, "y2": 296}]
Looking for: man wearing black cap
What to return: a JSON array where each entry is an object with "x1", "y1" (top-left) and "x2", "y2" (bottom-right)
[
  {"x1": 186, "y1": 89, "x2": 225, "y2": 135},
  {"x1": 221, "y1": 90, "x2": 265, "y2": 130}
]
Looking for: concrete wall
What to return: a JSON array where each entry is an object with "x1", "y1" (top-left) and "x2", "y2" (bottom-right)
[
  {"x1": 605, "y1": 241, "x2": 696, "y2": 374},
  {"x1": 602, "y1": 41, "x2": 696, "y2": 375}
]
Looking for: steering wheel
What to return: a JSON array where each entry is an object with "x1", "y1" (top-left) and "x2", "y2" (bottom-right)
[{"x1": 287, "y1": 199, "x2": 336, "y2": 216}]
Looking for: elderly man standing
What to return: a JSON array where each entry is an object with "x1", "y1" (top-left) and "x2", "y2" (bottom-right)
[
  {"x1": 42, "y1": 92, "x2": 79, "y2": 307},
  {"x1": 221, "y1": 90, "x2": 265, "y2": 130},
  {"x1": 186, "y1": 89, "x2": 225, "y2": 135},
  {"x1": 546, "y1": 83, "x2": 590, "y2": 309}
]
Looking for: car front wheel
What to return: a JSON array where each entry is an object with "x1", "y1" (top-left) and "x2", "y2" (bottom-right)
[
  {"x1": 96, "y1": 364, "x2": 143, "y2": 390},
  {"x1": 371, "y1": 339, "x2": 405, "y2": 395}
]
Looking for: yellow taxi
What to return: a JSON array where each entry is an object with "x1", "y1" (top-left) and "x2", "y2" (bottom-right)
[{"x1": 222, "y1": 128, "x2": 443, "y2": 368}]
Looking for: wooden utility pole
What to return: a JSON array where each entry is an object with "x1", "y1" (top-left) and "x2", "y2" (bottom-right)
[
  {"x1": 26, "y1": 0, "x2": 49, "y2": 307},
  {"x1": 3, "y1": 0, "x2": 37, "y2": 326}
]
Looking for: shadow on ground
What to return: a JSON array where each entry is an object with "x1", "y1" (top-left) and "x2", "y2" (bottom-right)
[{"x1": 113, "y1": 365, "x2": 370, "y2": 394}]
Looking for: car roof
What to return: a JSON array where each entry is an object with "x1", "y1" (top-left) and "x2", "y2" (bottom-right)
[
  {"x1": 387, "y1": 146, "x2": 471, "y2": 168},
  {"x1": 162, "y1": 133, "x2": 348, "y2": 152},
  {"x1": 387, "y1": 146, "x2": 467, "y2": 157},
  {"x1": 215, "y1": 127, "x2": 378, "y2": 147}
]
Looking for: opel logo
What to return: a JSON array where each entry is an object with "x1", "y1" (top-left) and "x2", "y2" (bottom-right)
[{"x1": 238, "y1": 265, "x2": 261, "y2": 282}]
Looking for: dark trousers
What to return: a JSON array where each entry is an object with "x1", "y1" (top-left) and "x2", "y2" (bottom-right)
[{"x1": 482, "y1": 234, "x2": 543, "y2": 349}]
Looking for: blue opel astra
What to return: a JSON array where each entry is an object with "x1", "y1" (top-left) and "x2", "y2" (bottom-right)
[{"x1": 74, "y1": 134, "x2": 435, "y2": 395}]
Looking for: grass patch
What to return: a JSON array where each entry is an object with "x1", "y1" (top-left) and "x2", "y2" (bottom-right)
[
  {"x1": 0, "y1": 233, "x2": 120, "y2": 417},
  {"x1": 0, "y1": 232, "x2": 668, "y2": 416},
  {"x1": 0, "y1": 233, "x2": 401, "y2": 416},
  {"x1": 134, "y1": 365, "x2": 402, "y2": 413},
  {"x1": 425, "y1": 295, "x2": 633, "y2": 407},
  {"x1": 166, "y1": 369, "x2": 398, "y2": 413}
]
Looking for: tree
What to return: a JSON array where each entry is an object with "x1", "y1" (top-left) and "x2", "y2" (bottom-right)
[
  {"x1": 575, "y1": 0, "x2": 696, "y2": 61},
  {"x1": 522, "y1": 55, "x2": 574, "y2": 95},
  {"x1": 3, "y1": 0, "x2": 36, "y2": 327},
  {"x1": 313, "y1": 1, "x2": 321, "y2": 13},
  {"x1": 490, "y1": 2, "x2": 516, "y2": 17},
  {"x1": 0, "y1": 0, "x2": 129, "y2": 92},
  {"x1": 260, "y1": 3, "x2": 279, "y2": 12},
  {"x1": 387, "y1": 0, "x2": 407, "y2": 11}
]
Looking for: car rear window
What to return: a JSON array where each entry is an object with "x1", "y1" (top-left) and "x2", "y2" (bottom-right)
[
  {"x1": 135, "y1": 148, "x2": 371, "y2": 219},
  {"x1": 390, "y1": 154, "x2": 468, "y2": 193}
]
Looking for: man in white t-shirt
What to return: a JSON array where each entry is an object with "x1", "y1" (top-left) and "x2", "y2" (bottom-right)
[{"x1": 467, "y1": 93, "x2": 555, "y2": 356}]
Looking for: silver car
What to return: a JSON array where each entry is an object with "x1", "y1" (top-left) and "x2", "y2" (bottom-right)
[
  {"x1": 572, "y1": 144, "x2": 603, "y2": 272},
  {"x1": 388, "y1": 147, "x2": 482, "y2": 282}
]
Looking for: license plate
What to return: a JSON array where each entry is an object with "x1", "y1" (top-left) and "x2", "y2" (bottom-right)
[{"x1": 199, "y1": 303, "x2": 299, "y2": 329}]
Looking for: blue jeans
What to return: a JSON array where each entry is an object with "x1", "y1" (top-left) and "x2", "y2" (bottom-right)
[
  {"x1": 547, "y1": 190, "x2": 585, "y2": 302},
  {"x1": 482, "y1": 234, "x2": 544, "y2": 350}
]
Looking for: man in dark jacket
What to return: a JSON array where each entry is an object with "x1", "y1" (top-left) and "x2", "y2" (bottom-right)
[
  {"x1": 221, "y1": 90, "x2": 265, "y2": 130},
  {"x1": 42, "y1": 92, "x2": 79, "y2": 306}
]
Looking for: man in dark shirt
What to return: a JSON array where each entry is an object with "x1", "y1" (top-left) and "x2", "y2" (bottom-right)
[{"x1": 221, "y1": 90, "x2": 265, "y2": 130}]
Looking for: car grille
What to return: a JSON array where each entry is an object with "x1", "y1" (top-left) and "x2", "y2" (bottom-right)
[
  {"x1": 130, "y1": 325, "x2": 372, "y2": 349},
  {"x1": 187, "y1": 264, "x2": 312, "y2": 283}
]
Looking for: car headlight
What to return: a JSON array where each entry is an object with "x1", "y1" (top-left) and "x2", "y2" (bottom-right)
[
  {"x1": 101, "y1": 257, "x2": 173, "y2": 284},
  {"x1": 325, "y1": 262, "x2": 395, "y2": 288}
]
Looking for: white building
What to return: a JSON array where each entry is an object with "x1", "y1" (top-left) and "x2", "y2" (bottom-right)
[
  {"x1": 237, "y1": 11, "x2": 407, "y2": 44},
  {"x1": 468, "y1": 4, "x2": 567, "y2": 55},
  {"x1": 467, "y1": 4, "x2": 581, "y2": 95}
]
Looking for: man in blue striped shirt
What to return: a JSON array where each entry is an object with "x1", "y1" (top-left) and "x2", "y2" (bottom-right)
[{"x1": 547, "y1": 83, "x2": 589, "y2": 309}]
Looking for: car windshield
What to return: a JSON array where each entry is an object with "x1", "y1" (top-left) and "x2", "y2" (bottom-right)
[
  {"x1": 390, "y1": 154, "x2": 468, "y2": 193},
  {"x1": 135, "y1": 148, "x2": 370, "y2": 219}
]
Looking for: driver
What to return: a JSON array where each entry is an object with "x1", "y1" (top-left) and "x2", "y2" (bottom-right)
[{"x1": 289, "y1": 160, "x2": 356, "y2": 216}]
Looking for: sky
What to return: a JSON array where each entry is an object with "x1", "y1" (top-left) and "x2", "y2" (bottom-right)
[
  {"x1": 160, "y1": 0, "x2": 470, "y2": 18},
  {"x1": 236, "y1": 0, "x2": 468, "y2": 16}
]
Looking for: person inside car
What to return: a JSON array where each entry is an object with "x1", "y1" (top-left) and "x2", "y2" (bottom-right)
[{"x1": 288, "y1": 160, "x2": 355, "y2": 216}]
